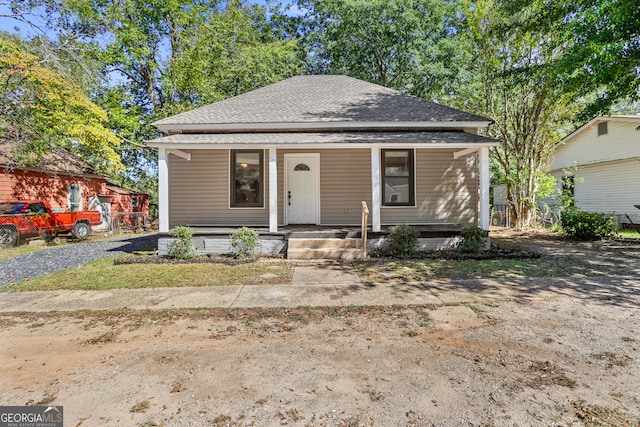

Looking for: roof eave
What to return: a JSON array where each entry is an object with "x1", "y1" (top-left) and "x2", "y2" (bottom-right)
[
  {"x1": 153, "y1": 120, "x2": 494, "y2": 133},
  {"x1": 147, "y1": 141, "x2": 499, "y2": 149}
]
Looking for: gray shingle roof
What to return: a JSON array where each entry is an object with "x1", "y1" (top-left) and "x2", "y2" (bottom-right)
[
  {"x1": 147, "y1": 131, "x2": 498, "y2": 146},
  {"x1": 153, "y1": 75, "x2": 491, "y2": 128}
]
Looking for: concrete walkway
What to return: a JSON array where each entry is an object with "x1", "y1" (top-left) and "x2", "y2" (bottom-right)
[{"x1": 1, "y1": 262, "x2": 639, "y2": 312}]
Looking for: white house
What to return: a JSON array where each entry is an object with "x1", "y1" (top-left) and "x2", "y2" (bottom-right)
[{"x1": 549, "y1": 115, "x2": 640, "y2": 224}]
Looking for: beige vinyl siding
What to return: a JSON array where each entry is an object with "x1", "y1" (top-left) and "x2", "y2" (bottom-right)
[
  {"x1": 277, "y1": 149, "x2": 371, "y2": 225},
  {"x1": 168, "y1": 147, "x2": 478, "y2": 227},
  {"x1": 169, "y1": 149, "x2": 269, "y2": 227},
  {"x1": 381, "y1": 148, "x2": 477, "y2": 225},
  {"x1": 319, "y1": 149, "x2": 371, "y2": 225},
  {"x1": 552, "y1": 120, "x2": 640, "y2": 171}
]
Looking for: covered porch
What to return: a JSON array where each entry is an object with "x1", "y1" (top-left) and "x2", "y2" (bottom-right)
[{"x1": 156, "y1": 145, "x2": 492, "y2": 235}]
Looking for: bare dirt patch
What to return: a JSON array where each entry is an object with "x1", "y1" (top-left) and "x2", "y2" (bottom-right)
[{"x1": 1, "y1": 300, "x2": 638, "y2": 426}]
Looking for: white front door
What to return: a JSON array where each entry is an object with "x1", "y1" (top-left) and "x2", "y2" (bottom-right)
[{"x1": 286, "y1": 155, "x2": 319, "y2": 224}]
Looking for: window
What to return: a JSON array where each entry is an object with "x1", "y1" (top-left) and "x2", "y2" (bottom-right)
[
  {"x1": 68, "y1": 184, "x2": 82, "y2": 211},
  {"x1": 26, "y1": 203, "x2": 47, "y2": 214},
  {"x1": 131, "y1": 196, "x2": 139, "y2": 208},
  {"x1": 598, "y1": 121, "x2": 608, "y2": 136},
  {"x1": 382, "y1": 149, "x2": 415, "y2": 206},
  {"x1": 231, "y1": 150, "x2": 264, "y2": 207},
  {"x1": 294, "y1": 163, "x2": 310, "y2": 171}
]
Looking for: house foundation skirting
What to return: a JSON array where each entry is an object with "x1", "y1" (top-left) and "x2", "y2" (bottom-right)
[{"x1": 156, "y1": 226, "x2": 485, "y2": 256}]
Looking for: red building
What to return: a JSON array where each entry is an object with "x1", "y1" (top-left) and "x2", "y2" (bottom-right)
[{"x1": 0, "y1": 141, "x2": 150, "y2": 230}]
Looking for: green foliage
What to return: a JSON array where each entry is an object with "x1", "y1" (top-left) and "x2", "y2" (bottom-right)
[
  {"x1": 503, "y1": 0, "x2": 640, "y2": 119},
  {"x1": 5, "y1": 0, "x2": 300, "y2": 188},
  {"x1": 448, "y1": 0, "x2": 575, "y2": 229},
  {"x1": 167, "y1": 226, "x2": 195, "y2": 260},
  {"x1": 458, "y1": 225, "x2": 489, "y2": 253},
  {"x1": 0, "y1": 37, "x2": 124, "y2": 174},
  {"x1": 388, "y1": 224, "x2": 419, "y2": 258},
  {"x1": 230, "y1": 226, "x2": 260, "y2": 259},
  {"x1": 300, "y1": 0, "x2": 459, "y2": 97},
  {"x1": 560, "y1": 210, "x2": 617, "y2": 241}
]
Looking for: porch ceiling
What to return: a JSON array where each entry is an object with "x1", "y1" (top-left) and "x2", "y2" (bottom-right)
[{"x1": 147, "y1": 130, "x2": 499, "y2": 148}]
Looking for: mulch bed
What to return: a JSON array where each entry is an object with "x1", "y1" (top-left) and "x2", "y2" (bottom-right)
[
  {"x1": 114, "y1": 253, "x2": 283, "y2": 265},
  {"x1": 368, "y1": 248, "x2": 541, "y2": 261}
]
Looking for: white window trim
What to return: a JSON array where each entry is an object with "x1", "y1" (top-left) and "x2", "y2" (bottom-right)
[
  {"x1": 381, "y1": 148, "x2": 417, "y2": 209},
  {"x1": 228, "y1": 149, "x2": 266, "y2": 210},
  {"x1": 68, "y1": 184, "x2": 83, "y2": 211}
]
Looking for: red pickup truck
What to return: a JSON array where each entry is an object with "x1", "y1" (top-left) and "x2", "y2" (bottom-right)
[{"x1": 0, "y1": 200, "x2": 102, "y2": 247}]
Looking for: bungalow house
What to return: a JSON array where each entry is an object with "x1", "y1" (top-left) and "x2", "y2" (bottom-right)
[
  {"x1": 549, "y1": 115, "x2": 640, "y2": 226},
  {"x1": 148, "y1": 75, "x2": 498, "y2": 257},
  {"x1": 0, "y1": 140, "x2": 150, "y2": 231}
]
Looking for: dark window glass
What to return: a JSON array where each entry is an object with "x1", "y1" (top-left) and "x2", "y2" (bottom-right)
[
  {"x1": 27, "y1": 203, "x2": 47, "y2": 214},
  {"x1": 382, "y1": 149, "x2": 414, "y2": 206},
  {"x1": 231, "y1": 150, "x2": 264, "y2": 207},
  {"x1": 598, "y1": 121, "x2": 608, "y2": 136},
  {"x1": 294, "y1": 163, "x2": 310, "y2": 171}
]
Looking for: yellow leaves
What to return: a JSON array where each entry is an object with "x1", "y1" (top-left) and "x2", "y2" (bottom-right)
[{"x1": 0, "y1": 38, "x2": 124, "y2": 174}]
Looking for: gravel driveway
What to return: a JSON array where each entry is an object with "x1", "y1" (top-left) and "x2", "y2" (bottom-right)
[{"x1": 0, "y1": 233, "x2": 158, "y2": 286}]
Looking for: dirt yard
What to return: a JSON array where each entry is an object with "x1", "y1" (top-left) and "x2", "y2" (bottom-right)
[{"x1": 1, "y1": 231, "x2": 639, "y2": 426}]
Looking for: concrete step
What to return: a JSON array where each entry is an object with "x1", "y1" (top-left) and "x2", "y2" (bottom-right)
[
  {"x1": 288, "y1": 238, "x2": 362, "y2": 249},
  {"x1": 287, "y1": 248, "x2": 365, "y2": 260}
]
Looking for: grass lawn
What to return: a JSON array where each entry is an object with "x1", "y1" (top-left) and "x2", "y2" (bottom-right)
[
  {"x1": 619, "y1": 229, "x2": 640, "y2": 240},
  {"x1": 2, "y1": 257, "x2": 293, "y2": 292},
  {"x1": 355, "y1": 255, "x2": 621, "y2": 283}
]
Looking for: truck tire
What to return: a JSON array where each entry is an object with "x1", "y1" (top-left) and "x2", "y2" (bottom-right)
[
  {"x1": 72, "y1": 222, "x2": 91, "y2": 240},
  {"x1": 0, "y1": 225, "x2": 18, "y2": 247}
]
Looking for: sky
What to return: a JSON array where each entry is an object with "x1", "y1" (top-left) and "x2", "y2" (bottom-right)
[{"x1": 0, "y1": 0, "x2": 304, "y2": 38}]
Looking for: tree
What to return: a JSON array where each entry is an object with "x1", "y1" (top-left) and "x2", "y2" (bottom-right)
[
  {"x1": 4, "y1": 0, "x2": 302, "y2": 197},
  {"x1": 0, "y1": 36, "x2": 124, "y2": 174},
  {"x1": 299, "y1": 0, "x2": 461, "y2": 98},
  {"x1": 503, "y1": 0, "x2": 640, "y2": 119},
  {"x1": 450, "y1": 0, "x2": 575, "y2": 229}
]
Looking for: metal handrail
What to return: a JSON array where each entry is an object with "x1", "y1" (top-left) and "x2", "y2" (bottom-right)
[{"x1": 361, "y1": 201, "x2": 369, "y2": 258}]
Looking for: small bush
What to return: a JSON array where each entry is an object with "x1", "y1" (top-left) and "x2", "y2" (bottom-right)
[
  {"x1": 458, "y1": 225, "x2": 489, "y2": 253},
  {"x1": 230, "y1": 226, "x2": 260, "y2": 258},
  {"x1": 560, "y1": 210, "x2": 617, "y2": 241},
  {"x1": 388, "y1": 224, "x2": 419, "y2": 257},
  {"x1": 167, "y1": 226, "x2": 195, "y2": 259}
]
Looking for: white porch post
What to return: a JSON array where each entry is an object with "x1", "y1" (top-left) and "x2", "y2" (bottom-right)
[
  {"x1": 371, "y1": 147, "x2": 381, "y2": 232},
  {"x1": 479, "y1": 147, "x2": 490, "y2": 230},
  {"x1": 268, "y1": 147, "x2": 278, "y2": 232},
  {"x1": 158, "y1": 147, "x2": 169, "y2": 233}
]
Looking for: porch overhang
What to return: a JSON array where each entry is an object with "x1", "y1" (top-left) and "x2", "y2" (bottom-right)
[
  {"x1": 153, "y1": 133, "x2": 497, "y2": 234},
  {"x1": 147, "y1": 130, "x2": 499, "y2": 148}
]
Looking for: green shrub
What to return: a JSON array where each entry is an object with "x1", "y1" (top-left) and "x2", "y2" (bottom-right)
[
  {"x1": 458, "y1": 225, "x2": 489, "y2": 253},
  {"x1": 230, "y1": 226, "x2": 260, "y2": 258},
  {"x1": 388, "y1": 224, "x2": 419, "y2": 257},
  {"x1": 167, "y1": 226, "x2": 195, "y2": 259},
  {"x1": 560, "y1": 210, "x2": 617, "y2": 241}
]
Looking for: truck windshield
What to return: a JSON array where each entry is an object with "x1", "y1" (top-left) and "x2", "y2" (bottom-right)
[{"x1": 0, "y1": 202, "x2": 27, "y2": 215}]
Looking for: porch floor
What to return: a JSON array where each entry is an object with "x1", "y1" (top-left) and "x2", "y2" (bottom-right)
[{"x1": 175, "y1": 224, "x2": 465, "y2": 239}]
